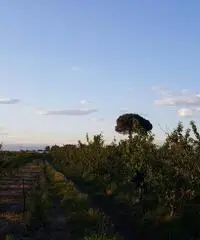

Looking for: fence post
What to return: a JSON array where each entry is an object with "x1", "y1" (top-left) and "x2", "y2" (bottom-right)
[{"x1": 22, "y1": 178, "x2": 26, "y2": 219}]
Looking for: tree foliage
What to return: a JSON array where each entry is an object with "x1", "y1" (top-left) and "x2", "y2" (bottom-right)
[
  {"x1": 115, "y1": 113, "x2": 153, "y2": 136},
  {"x1": 46, "y1": 120, "x2": 200, "y2": 239}
]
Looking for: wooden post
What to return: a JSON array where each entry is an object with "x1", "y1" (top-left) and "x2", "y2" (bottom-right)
[{"x1": 22, "y1": 178, "x2": 26, "y2": 219}]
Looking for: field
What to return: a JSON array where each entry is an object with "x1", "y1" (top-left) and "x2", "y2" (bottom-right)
[
  {"x1": 1, "y1": 120, "x2": 200, "y2": 239},
  {"x1": 0, "y1": 163, "x2": 40, "y2": 238}
]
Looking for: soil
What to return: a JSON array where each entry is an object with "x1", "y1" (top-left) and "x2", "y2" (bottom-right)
[{"x1": 0, "y1": 163, "x2": 69, "y2": 240}]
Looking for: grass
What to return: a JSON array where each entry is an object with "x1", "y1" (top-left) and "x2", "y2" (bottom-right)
[
  {"x1": 46, "y1": 164, "x2": 120, "y2": 239},
  {"x1": 48, "y1": 161, "x2": 137, "y2": 238},
  {"x1": 25, "y1": 168, "x2": 52, "y2": 229},
  {"x1": 5, "y1": 235, "x2": 15, "y2": 240}
]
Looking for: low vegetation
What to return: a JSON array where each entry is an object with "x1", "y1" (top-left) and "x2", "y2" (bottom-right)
[
  {"x1": 47, "y1": 119, "x2": 200, "y2": 239},
  {"x1": 46, "y1": 163, "x2": 120, "y2": 239},
  {"x1": 2, "y1": 116, "x2": 200, "y2": 239}
]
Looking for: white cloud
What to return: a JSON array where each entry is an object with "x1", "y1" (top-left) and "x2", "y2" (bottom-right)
[
  {"x1": 154, "y1": 88, "x2": 200, "y2": 107},
  {"x1": 0, "y1": 98, "x2": 20, "y2": 104},
  {"x1": 155, "y1": 95, "x2": 200, "y2": 106},
  {"x1": 37, "y1": 108, "x2": 98, "y2": 116},
  {"x1": 177, "y1": 108, "x2": 193, "y2": 117},
  {"x1": 153, "y1": 87, "x2": 200, "y2": 118},
  {"x1": 80, "y1": 100, "x2": 91, "y2": 105}
]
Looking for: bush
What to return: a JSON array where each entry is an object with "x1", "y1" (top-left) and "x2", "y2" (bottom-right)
[{"x1": 46, "y1": 121, "x2": 200, "y2": 239}]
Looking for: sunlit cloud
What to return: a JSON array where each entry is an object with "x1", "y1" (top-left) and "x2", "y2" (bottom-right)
[
  {"x1": 153, "y1": 87, "x2": 200, "y2": 107},
  {"x1": 154, "y1": 95, "x2": 200, "y2": 106},
  {"x1": 177, "y1": 108, "x2": 193, "y2": 117},
  {"x1": 153, "y1": 86, "x2": 200, "y2": 118}
]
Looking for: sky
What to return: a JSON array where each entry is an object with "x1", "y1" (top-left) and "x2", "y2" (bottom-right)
[{"x1": 1, "y1": 0, "x2": 200, "y2": 146}]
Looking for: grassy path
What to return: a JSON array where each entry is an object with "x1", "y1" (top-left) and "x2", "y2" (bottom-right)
[
  {"x1": 45, "y1": 163, "x2": 121, "y2": 240},
  {"x1": 46, "y1": 161, "x2": 134, "y2": 240}
]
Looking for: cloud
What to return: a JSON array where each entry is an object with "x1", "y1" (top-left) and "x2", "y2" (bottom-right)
[
  {"x1": 177, "y1": 108, "x2": 193, "y2": 117},
  {"x1": 0, "y1": 98, "x2": 20, "y2": 104},
  {"x1": 154, "y1": 95, "x2": 200, "y2": 106},
  {"x1": 177, "y1": 107, "x2": 200, "y2": 118},
  {"x1": 80, "y1": 100, "x2": 92, "y2": 105},
  {"x1": 37, "y1": 108, "x2": 98, "y2": 116},
  {"x1": 71, "y1": 66, "x2": 81, "y2": 71},
  {"x1": 153, "y1": 87, "x2": 200, "y2": 118},
  {"x1": 154, "y1": 88, "x2": 200, "y2": 107}
]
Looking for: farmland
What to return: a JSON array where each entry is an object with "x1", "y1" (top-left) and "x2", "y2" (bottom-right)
[{"x1": 1, "y1": 120, "x2": 200, "y2": 239}]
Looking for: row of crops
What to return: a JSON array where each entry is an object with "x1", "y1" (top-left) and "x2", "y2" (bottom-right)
[
  {"x1": 45, "y1": 163, "x2": 121, "y2": 239},
  {"x1": 44, "y1": 120, "x2": 200, "y2": 240},
  {"x1": 0, "y1": 151, "x2": 122, "y2": 240}
]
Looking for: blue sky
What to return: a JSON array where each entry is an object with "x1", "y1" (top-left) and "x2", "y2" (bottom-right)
[{"x1": 1, "y1": 0, "x2": 200, "y2": 145}]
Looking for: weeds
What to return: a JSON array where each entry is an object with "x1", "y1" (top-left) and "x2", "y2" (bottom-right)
[
  {"x1": 25, "y1": 173, "x2": 52, "y2": 229},
  {"x1": 46, "y1": 164, "x2": 119, "y2": 239},
  {"x1": 5, "y1": 235, "x2": 15, "y2": 240}
]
